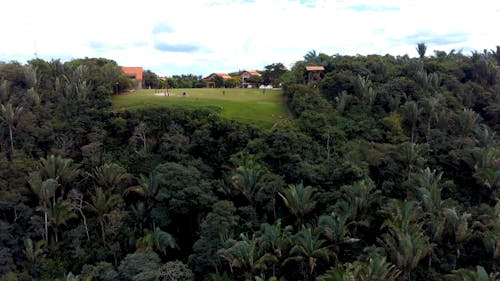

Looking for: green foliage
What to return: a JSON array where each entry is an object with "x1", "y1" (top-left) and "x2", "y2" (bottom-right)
[
  {"x1": 80, "y1": 262, "x2": 118, "y2": 281},
  {"x1": 445, "y1": 265, "x2": 498, "y2": 281},
  {"x1": 117, "y1": 252, "x2": 161, "y2": 281},
  {"x1": 154, "y1": 162, "x2": 214, "y2": 215},
  {"x1": 0, "y1": 51, "x2": 499, "y2": 281},
  {"x1": 158, "y1": 260, "x2": 194, "y2": 281},
  {"x1": 279, "y1": 183, "x2": 317, "y2": 227}
]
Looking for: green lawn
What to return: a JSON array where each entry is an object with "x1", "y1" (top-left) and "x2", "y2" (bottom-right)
[{"x1": 111, "y1": 88, "x2": 289, "y2": 129}]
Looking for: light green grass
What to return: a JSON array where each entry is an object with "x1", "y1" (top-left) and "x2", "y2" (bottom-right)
[{"x1": 111, "y1": 88, "x2": 289, "y2": 129}]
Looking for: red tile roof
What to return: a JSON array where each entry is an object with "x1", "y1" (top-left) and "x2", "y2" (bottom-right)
[
  {"x1": 121, "y1": 67, "x2": 143, "y2": 80},
  {"x1": 305, "y1": 66, "x2": 325, "y2": 71},
  {"x1": 244, "y1": 70, "x2": 261, "y2": 77},
  {"x1": 203, "y1": 73, "x2": 232, "y2": 80}
]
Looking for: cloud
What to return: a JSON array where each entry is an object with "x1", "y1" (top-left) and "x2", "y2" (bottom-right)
[
  {"x1": 403, "y1": 30, "x2": 470, "y2": 46},
  {"x1": 152, "y1": 22, "x2": 175, "y2": 35},
  {"x1": 154, "y1": 41, "x2": 201, "y2": 53},
  {"x1": 346, "y1": 4, "x2": 399, "y2": 12},
  {"x1": 88, "y1": 41, "x2": 127, "y2": 51},
  {"x1": 1, "y1": 0, "x2": 500, "y2": 76},
  {"x1": 133, "y1": 41, "x2": 148, "y2": 47},
  {"x1": 299, "y1": 0, "x2": 317, "y2": 8}
]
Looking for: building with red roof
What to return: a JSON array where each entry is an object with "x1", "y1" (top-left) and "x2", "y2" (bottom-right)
[{"x1": 121, "y1": 66, "x2": 143, "y2": 88}]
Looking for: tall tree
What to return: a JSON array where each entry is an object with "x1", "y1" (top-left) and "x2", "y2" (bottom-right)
[
  {"x1": 28, "y1": 174, "x2": 59, "y2": 241},
  {"x1": 279, "y1": 183, "x2": 317, "y2": 228},
  {"x1": 218, "y1": 233, "x2": 276, "y2": 281},
  {"x1": 286, "y1": 227, "x2": 332, "y2": 279},
  {"x1": 416, "y1": 43, "x2": 427, "y2": 59},
  {"x1": 85, "y1": 187, "x2": 122, "y2": 245},
  {"x1": 0, "y1": 102, "x2": 23, "y2": 153},
  {"x1": 38, "y1": 155, "x2": 80, "y2": 197}
]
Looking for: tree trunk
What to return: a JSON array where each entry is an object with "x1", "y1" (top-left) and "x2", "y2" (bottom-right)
[
  {"x1": 80, "y1": 209, "x2": 90, "y2": 241},
  {"x1": 99, "y1": 218, "x2": 106, "y2": 245},
  {"x1": 44, "y1": 211, "x2": 48, "y2": 242},
  {"x1": 8, "y1": 125, "x2": 14, "y2": 153}
]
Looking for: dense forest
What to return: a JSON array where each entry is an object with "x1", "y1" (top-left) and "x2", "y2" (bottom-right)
[{"x1": 0, "y1": 47, "x2": 499, "y2": 281}]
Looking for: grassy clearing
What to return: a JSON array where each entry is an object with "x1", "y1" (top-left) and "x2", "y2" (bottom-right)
[{"x1": 111, "y1": 88, "x2": 289, "y2": 129}]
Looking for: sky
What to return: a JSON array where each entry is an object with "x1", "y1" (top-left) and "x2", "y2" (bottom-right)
[{"x1": 1, "y1": 0, "x2": 499, "y2": 77}]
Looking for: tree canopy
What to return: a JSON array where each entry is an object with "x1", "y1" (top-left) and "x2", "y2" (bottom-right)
[{"x1": 0, "y1": 46, "x2": 499, "y2": 280}]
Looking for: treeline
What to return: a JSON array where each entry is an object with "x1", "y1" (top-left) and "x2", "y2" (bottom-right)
[
  {"x1": 0, "y1": 48, "x2": 498, "y2": 281},
  {"x1": 142, "y1": 63, "x2": 287, "y2": 89}
]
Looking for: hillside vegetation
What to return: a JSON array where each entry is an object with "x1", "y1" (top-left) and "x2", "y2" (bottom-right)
[{"x1": 0, "y1": 48, "x2": 498, "y2": 281}]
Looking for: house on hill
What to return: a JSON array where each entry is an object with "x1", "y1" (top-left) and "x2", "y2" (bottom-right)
[
  {"x1": 203, "y1": 73, "x2": 232, "y2": 88},
  {"x1": 121, "y1": 66, "x2": 143, "y2": 89},
  {"x1": 305, "y1": 65, "x2": 324, "y2": 83},
  {"x1": 240, "y1": 70, "x2": 261, "y2": 88}
]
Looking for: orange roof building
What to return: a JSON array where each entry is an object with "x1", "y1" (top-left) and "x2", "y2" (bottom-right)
[
  {"x1": 241, "y1": 70, "x2": 261, "y2": 88},
  {"x1": 203, "y1": 73, "x2": 232, "y2": 80},
  {"x1": 305, "y1": 66, "x2": 325, "y2": 71},
  {"x1": 305, "y1": 65, "x2": 325, "y2": 83},
  {"x1": 121, "y1": 66, "x2": 143, "y2": 88},
  {"x1": 203, "y1": 73, "x2": 233, "y2": 87},
  {"x1": 241, "y1": 70, "x2": 261, "y2": 77}
]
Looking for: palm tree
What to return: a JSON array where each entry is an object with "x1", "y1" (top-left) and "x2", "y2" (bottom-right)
[
  {"x1": 38, "y1": 155, "x2": 80, "y2": 197},
  {"x1": 379, "y1": 227, "x2": 429, "y2": 281},
  {"x1": 45, "y1": 199, "x2": 76, "y2": 242},
  {"x1": 0, "y1": 102, "x2": 23, "y2": 153},
  {"x1": 397, "y1": 142, "x2": 426, "y2": 175},
  {"x1": 258, "y1": 220, "x2": 293, "y2": 259},
  {"x1": 490, "y1": 46, "x2": 500, "y2": 66},
  {"x1": 90, "y1": 163, "x2": 129, "y2": 191},
  {"x1": 380, "y1": 199, "x2": 429, "y2": 281},
  {"x1": 469, "y1": 147, "x2": 500, "y2": 197},
  {"x1": 304, "y1": 50, "x2": 319, "y2": 64},
  {"x1": 136, "y1": 227, "x2": 176, "y2": 255},
  {"x1": 279, "y1": 183, "x2": 317, "y2": 228},
  {"x1": 257, "y1": 220, "x2": 293, "y2": 277},
  {"x1": 335, "y1": 91, "x2": 351, "y2": 115},
  {"x1": 28, "y1": 173, "x2": 59, "y2": 241},
  {"x1": 351, "y1": 254, "x2": 400, "y2": 281},
  {"x1": 472, "y1": 203, "x2": 500, "y2": 260},
  {"x1": 125, "y1": 173, "x2": 160, "y2": 200},
  {"x1": 443, "y1": 208, "x2": 472, "y2": 262},
  {"x1": 416, "y1": 42, "x2": 427, "y2": 59},
  {"x1": 318, "y1": 205, "x2": 359, "y2": 248},
  {"x1": 340, "y1": 179, "x2": 378, "y2": 217},
  {"x1": 456, "y1": 108, "x2": 481, "y2": 148},
  {"x1": 286, "y1": 227, "x2": 332, "y2": 279},
  {"x1": 445, "y1": 265, "x2": 498, "y2": 281},
  {"x1": 23, "y1": 237, "x2": 46, "y2": 277},
  {"x1": 401, "y1": 101, "x2": 422, "y2": 143},
  {"x1": 317, "y1": 266, "x2": 354, "y2": 281},
  {"x1": 125, "y1": 173, "x2": 162, "y2": 229},
  {"x1": 219, "y1": 233, "x2": 277, "y2": 281},
  {"x1": 23, "y1": 237, "x2": 46, "y2": 263},
  {"x1": 474, "y1": 124, "x2": 496, "y2": 148},
  {"x1": 413, "y1": 168, "x2": 448, "y2": 214},
  {"x1": 381, "y1": 200, "x2": 422, "y2": 232},
  {"x1": 421, "y1": 96, "x2": 439, "y2": 146},
  {"x1": 231, "y1": 156, "x2": 266, "y2": 205},
  {"x1": 85, "y1": 187, "x2": 122, "y2": 245}
]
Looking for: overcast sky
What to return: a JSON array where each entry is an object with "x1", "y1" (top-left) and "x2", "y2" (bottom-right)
[{"x1": 1, "y1": 0, "x2": 499, "y2": 76}]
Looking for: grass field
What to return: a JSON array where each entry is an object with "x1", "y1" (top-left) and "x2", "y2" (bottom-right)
[{"x1": 111, "y1": 88, "x2": 289, "y2": 129}]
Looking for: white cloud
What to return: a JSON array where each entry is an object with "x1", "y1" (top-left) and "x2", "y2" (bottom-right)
[{"x1": 1, "y1": 0, "x2": 500, "y2": 76}]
